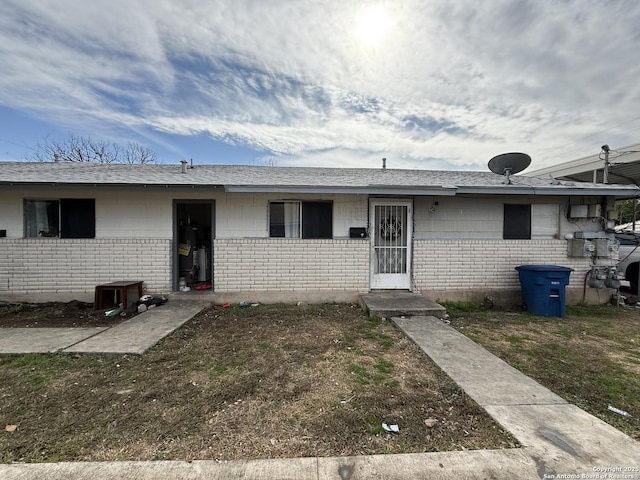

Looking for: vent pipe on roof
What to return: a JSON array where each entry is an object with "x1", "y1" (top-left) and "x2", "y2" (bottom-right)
[
  {"x1": 602, "y1": 145, "x2": 610, "y2": 184},
  {"x1": 382, "y1": 157, "x2": 386, "y2": 170},
  {"x1": 180, "y1": 159, "x2": 188, "y2": 174}
]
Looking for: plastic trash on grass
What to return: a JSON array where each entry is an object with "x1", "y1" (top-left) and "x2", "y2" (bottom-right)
[
  {"x1": 608, "y1": 405, "x2": 631, "y2": 417},
  {"x1": 382, "y1": 423, "x2": 399, "y2": 433},
  {"x1": 105, "y1": 304, "x2": 123, "y2": 317}
]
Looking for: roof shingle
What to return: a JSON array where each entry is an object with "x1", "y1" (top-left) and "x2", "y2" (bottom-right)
[{"x1": 0, "y1": 161, "x2": 637, "y2": 197}]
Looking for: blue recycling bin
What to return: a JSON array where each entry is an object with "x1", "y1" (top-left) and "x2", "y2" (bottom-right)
[{"x1": 515, "y1": 265, "x2": 573, "y2": 317}]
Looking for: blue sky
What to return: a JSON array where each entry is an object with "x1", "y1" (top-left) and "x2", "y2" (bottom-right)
[{"x1": 1, "y1": 0, "x2": 640, "y2": 171}]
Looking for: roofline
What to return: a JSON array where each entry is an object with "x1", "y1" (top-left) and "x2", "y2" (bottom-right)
[
  {"x1": 530, "y1": 187, "x2": 640, "y2": 197},
  {"x1": 0, "y1": 182, "x2": 225, "y2": 190},
  {"x1": 2, "y1": 181, "x2": 638, "y2": 197},
  {"x1": 224, "y1": 185, "x2": 459, "y2": 195},
  {"x1": 456, "y1": 185, "x2": 640, "y2": 197}
]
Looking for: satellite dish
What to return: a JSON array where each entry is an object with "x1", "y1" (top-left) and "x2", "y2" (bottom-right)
[{"x1": 488, "y1": 152, "x2": 531, "y2": 184}]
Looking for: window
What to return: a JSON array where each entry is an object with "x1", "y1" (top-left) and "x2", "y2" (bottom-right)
[
  {"x1": 302, "y1": 202, "x2": 333, "y2": 239},
  {"x1": 269, "y1": 201, "x2": 300, "y2": 238},
  {"x1": 269, "y1": 201, "x2": 332, "y2": 239},
  {"x1": 531, "y1": 204, "x2": 559, "y2": 239},
  {"x1": 503, "y1": 204, "x2": 559, "y2": 240},
  {"x1": 503, "y1": 204, "x2": 531, "y2": 239},
  {"x1": 25, "y1": 199, "x2": 95, "y2": 238},
  {"x1": 25, "y1": 200, "x2": 59, "y2": 237}
]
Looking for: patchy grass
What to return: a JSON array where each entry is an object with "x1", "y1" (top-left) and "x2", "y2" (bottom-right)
[
  {"x1": 448, "y1": 303, "x2": 640, "y2": 439},
  {"x1": 0, "y1": 303, "x2": 515, "y2": 463}
]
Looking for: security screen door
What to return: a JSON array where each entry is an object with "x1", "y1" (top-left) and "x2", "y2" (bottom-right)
[{"x1": 370, "y1": 200, "x2": 412, "y2": 289}]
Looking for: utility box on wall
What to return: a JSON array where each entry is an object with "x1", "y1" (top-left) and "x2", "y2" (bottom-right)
[
  {"x1": 570, "y1": 205, "x2": 588, "y2": 218},
  {"x1": 588, "y1": 204, "x2": 602, "y2": 218},
  {"x1": 567, "y1": 231, "x2": 619, "y2": 260},
  {"x1": 567, "y1": 239, "x2": 595, "y2": 257},
  {"x1": 349, "y1": 227, "x2": 367, "y2": 238},
  {"x1": 593, "y1": 238, "x2": 619, "y2": 259},
  {"x1": 570, "y1": 204, "x2": 603, "y2": 219}
]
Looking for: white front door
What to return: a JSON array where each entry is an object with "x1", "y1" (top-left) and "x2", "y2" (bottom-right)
[{"x1": 370, "y1": 200, "x2": 412, "y2": 289}]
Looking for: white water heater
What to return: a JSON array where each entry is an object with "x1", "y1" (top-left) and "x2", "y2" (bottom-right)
[{"x1": 198, "y1": 247, "x2": 209, "y2": 281}]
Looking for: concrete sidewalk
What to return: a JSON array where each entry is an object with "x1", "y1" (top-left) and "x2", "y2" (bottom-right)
[
  {"x1": 0, "y1": 449, "x2": 540, "y2": 480},
  {"x1": 2, "y1": 311, "x2": 639, "y2": 479}
]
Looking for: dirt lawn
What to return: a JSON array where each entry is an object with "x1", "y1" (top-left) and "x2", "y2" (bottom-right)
[
  {"x1": 0, "y1": 302, "x2": 516, "y2": 463},
  {"x1": 0, "y1": 301, "x2": 124, "y2": 328}
]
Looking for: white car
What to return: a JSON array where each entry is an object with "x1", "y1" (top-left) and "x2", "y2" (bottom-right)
[{"x1": 616, "y1": 232, "x2": 640, "y2": 293}]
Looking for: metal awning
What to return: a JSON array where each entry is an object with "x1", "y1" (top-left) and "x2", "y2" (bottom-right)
[{"x1": 526, "y1": 144, "x2": 640, "y2": 186}]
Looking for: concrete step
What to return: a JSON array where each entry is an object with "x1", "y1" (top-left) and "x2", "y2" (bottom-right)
[{"x1": 360, "y1": 291, "x2": 447, "y2": 319}]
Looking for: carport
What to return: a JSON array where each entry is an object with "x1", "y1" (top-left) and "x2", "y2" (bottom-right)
[{"x1": 527, "y1": 142, "x2": 640, "y2": 186}]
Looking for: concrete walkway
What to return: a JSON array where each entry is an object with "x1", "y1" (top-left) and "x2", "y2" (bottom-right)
[
  {"x1": 394, "y1": 316, "x2": 640, "y2": 474},
  {"x1": 0, "y1": 327, "x2": 108, "y2": 354},
  {"x1": 0, "y1": 299, "x2": 209, "y2": 355},
  {"x1": 64, "y1": 300, "x2": 208, "y2": 355},
  {"x1": 2, "y1": 312, "x2": 639, "y2": 479}
]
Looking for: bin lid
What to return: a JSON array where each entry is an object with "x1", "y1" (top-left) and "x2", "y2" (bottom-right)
[{"x1": 515, "y1": 264, "x2": 573, "y2": 272}]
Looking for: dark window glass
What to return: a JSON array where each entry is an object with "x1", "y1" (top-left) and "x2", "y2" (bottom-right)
[
  {"x1": 61, "y1": 199, "x2": 95, "y2": 238},
  {"x1": 504, "y1": 204, "x2": 531, "y2": 239},
  {"x1": 269, "y1": 202, "x2": 285, "y2": 237},
  {"x1": 302, "y1": 202, "x2": 332, "y2": 239}
]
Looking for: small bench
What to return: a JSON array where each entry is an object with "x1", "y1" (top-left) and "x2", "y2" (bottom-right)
[{"x1": 94, "y1": 281, "x2": 143, "y2": 310}]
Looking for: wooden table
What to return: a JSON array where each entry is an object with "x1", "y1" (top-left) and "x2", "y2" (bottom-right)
[{"x1": 94, "y1": 281, "x2": 143, "y2": 309}]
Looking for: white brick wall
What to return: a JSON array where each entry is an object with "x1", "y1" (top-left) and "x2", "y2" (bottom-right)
[
  {"x1": 413, "y1": 239, "x2": 594, "y2": 293},
  {"x1": 0, "y1": 237, "x2": 610, "y2": 305},
  {"x1": 0, "y1": 239, "x2": 171, "y2": 295},
  {"x1": 213, "y1": 239, "x2": 369, "y2": 292}
]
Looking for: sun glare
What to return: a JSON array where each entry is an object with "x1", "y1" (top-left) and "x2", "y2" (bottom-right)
[{"x1": 355, "y1": 5, "x2": 392, "y2": 48}]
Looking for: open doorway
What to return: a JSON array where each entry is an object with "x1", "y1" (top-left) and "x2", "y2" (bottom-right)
[{"x1": 173, "y1": 201, "x2": 214, "y2": 292}]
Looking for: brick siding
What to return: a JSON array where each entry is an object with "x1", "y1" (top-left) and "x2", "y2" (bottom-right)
[
  {"x1": 0, "y1": 237, "x2": 609, "y2": 304},
  {"x1": 413, "y1": 239, "x2": 594, "y2": 291},
  {"x1": 213, "y1": 238, "x2": 370, "y2": 292},
  {"x1": 0, "y1": 239, "x2": 171, "y2": 294}
]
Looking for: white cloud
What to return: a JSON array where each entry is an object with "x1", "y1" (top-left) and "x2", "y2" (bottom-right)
[{"x1": 1, "y1": 0, "x2": 640, "y2": 169}]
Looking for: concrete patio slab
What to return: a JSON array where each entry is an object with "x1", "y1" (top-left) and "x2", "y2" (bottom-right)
[
  {"x1": 64, "y1": 300, "x2": 208, "y2": 355},
  {"x1": 0, "y1": 327, "x2": 107, "y2": 354},
  {"x1": 360, "y1": 292, "x2": 446, "y2": 318}
]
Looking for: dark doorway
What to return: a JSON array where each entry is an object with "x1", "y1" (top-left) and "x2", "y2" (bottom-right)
[{"x1": 174, "y1": 201, "x2": 214, "y2": 291}]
